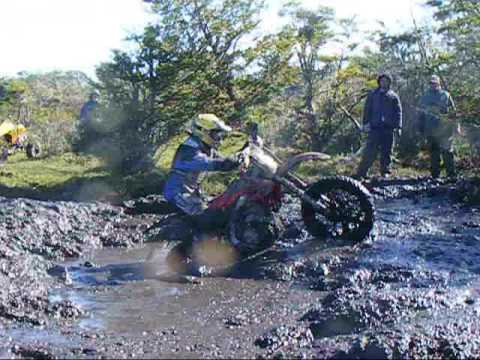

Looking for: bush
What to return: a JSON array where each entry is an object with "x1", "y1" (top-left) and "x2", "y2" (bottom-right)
[{"x1": 29, "y1": 120, "x2": 75, "y2": 156}]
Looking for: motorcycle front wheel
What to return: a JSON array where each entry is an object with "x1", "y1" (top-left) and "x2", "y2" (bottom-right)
[{"x1": 301, "y1": 176, "x2": 374, "y2": 243}]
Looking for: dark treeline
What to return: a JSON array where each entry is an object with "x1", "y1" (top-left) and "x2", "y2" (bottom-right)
[{"x1": 1, "y1": 0, "x2": 479, "y2": 173}]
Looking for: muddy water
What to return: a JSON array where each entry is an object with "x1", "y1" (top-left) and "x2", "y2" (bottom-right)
[
  {"x1": 4, "y1": 184, "x2": 480, "y2": 358},
  {"x1": 45, "y1": 243, "x2": 319, "y2": 358},
  {"x1": 50, "y1": 245, "x2": 187, "y2": 334},
  {"x1": 369, "y1": 196, "x2": 480, "y2": 278},
  {"x1": 54, "y1": 195, "x2": 478, "y2": 340},
  {"x1": 316, "y1": 194, "x2": 480, "y2": 358}
]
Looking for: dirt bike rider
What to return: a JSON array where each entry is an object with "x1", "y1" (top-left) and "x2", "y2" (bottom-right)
[{"x1": 163, "y1": 113, "x2": 240, "y2": 233}]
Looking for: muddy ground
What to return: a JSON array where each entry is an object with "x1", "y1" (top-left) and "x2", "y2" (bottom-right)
[{"x1": 1, "y1": 177, "x2": 480, "y2": 358}]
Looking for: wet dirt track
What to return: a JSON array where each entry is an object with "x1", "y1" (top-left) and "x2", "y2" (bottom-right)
[{"x1": 1, "y1": 177, "x2": 480, "y2": 358}]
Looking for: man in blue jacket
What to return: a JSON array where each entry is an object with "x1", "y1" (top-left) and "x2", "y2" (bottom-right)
[
  {"x1": 355, "y1": 73, "x2": 403, "y2": 178},
  {"x1": 164, "y1": 113, "x2": 239, "y2": 229},
  {"x1": 79, "y1": 91, "x2": 99, "y2": 125}
]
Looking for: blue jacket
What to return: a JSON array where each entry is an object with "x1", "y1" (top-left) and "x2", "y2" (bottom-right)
[
  {"x1": 363, "y1": 88, "x2": 402, "y2": 129},
  {"x1": 163, "y1": 136, "x2": 227, "y2": 202},
  {"x1": 79, "y1": 100, "x2": 98, "y2": 123}
]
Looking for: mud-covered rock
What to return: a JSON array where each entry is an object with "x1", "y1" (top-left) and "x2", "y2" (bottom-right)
[
  {"x1": 13, "y1": 345, "x2": 55, "y2": 360},
  {"x1": 334, "y1": 335, "x2": 391, "y2": 359},
  {"x1": 47, "y1": 300, "x2": 84, "y2": 319},
  {"x1": 365, "y1": 176, "x2": 456, "y2": 200},
  {"x1": 452, "y1": 177, "x2": 480, "y2": 204},
  {"x1": 255, "y1": 325, "x2": 314, "y2": 351}
]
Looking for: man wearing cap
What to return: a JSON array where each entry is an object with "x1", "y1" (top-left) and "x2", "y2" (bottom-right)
[
  {"x1": 418, "y1": 75, "x2": 457, "y2": 178},
  {"x1": 355, "y1": 73, "x2": 403, "y2": 178}
]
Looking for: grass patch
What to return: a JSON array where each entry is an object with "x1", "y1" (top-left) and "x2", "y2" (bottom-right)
[
  {"x1": 0, "y1": 152, "x2": 107, "y2": 189},
  {"x1": 0, "y1": 151, "x2": 166, "y2": 201},
  {"x1": 0, "y1": 135, "x2": 227, "y2": 201}
]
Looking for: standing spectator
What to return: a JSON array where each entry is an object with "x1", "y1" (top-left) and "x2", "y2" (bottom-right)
[
  {"x1": 79, "y1": 90, "x2": 99, "y2": 126},
  {"x1": 355, "y1": 73, "x2": 403, "y2": 178},
  {"x1": 418, "y1": 75, "x2": 457, "y2": 178},
  {"x1": 75, "y1": 90, "x2": 100, "y2": 152}
]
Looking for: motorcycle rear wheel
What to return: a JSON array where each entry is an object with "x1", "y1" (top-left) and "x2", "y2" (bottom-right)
[
  {"x1": 165, "y1": 242, "x2": 194, "y2": 274},
  {"x1": 228, "y1": 201, "x2": 279, "y2": 257},
  {"x1": 26, "y1": 142, "x2": 41, "y2": 159},
  {"x1": 301, "y1": 176, "x2": 374, "y2": 243}
]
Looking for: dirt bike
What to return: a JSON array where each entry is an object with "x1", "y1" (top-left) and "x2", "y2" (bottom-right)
[
  {"x1": 0, "y1": 120, "x2": 42, "y2": 163},
  {"x1": 136, "y1": 129, "x2": 375, "y2": 274}
]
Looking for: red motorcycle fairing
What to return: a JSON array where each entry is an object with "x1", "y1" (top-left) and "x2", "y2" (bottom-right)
[{"x1": 208, "y1": 176, "x2": 282, "y2": 211}]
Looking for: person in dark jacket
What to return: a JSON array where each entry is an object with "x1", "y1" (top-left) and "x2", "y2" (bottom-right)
[
  {"x1": 75, "y1": 91, "x2": 100, "y2": 152},
  {"x1": 164, "y1": 113, "x2": 239, "y2": 230},
  {"x1": 355, "y1": 73, "x2": 403, "y2": 178},
  {"x1": 79, "y1": 91, "x2": 99, "y2": 125},
  {"x1": 418, "y1": 74, "x2": 457, "y2": 178}
]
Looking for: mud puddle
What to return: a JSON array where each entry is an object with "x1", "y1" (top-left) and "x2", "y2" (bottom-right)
[
  {"x1": 48, "y1": 244, "x2": 188, "y2": 334},
  {"x1": 38, "y1": 242, "x2": 319, "y2": 358}
]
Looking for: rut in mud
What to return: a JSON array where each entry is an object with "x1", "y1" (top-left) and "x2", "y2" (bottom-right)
[{"x1": 1, "y1": 177, "x2": 480, "y2": 358}]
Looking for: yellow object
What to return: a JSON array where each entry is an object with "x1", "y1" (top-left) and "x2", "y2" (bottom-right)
[{"x1": 0, "y1": 120, "x2": 27, "y2": 145}]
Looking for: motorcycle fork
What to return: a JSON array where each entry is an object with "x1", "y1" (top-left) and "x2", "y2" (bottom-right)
[{"x1": 273, "y1": 175, "x2": 329, "y2": 214}]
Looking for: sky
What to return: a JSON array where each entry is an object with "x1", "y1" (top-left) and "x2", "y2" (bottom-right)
[{"x1": 0, "y1": 0, "x2": 431, "y2": 79}]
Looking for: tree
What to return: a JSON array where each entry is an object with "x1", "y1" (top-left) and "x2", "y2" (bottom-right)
[
  {"x1": 95, "y1": 0, "x2": 294, "y2": 172},
  {"x1": 0, "y1": 71, "x2": 94, "y2": 155},
  {"x1": 427, "y1": 0, "x2": 480, "y2": 126},
  {"x1": 279, "y1": 2, "x2": 335, "y2": 115},
  {"x1": 278, "y1": 2, "x2": 372, "y2": 152}
]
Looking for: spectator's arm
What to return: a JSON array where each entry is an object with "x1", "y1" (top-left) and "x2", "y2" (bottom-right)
[
  {"x1": 394, "y1": 94, "x2": 403, "y2": 129},
  {"x1": 362, "y1": 91, "x2": 372, "y2": 125},
  {"x1": 79, "y1": 105, "x2": 87, "y2": 120},
  {"x1": 418, "y1": 94, "x2": 428, "y2": 112}
]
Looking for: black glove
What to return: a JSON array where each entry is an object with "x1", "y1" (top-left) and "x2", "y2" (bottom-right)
[{"x1": 218, "y1": 156, "x2": 240, "y2": 171}]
